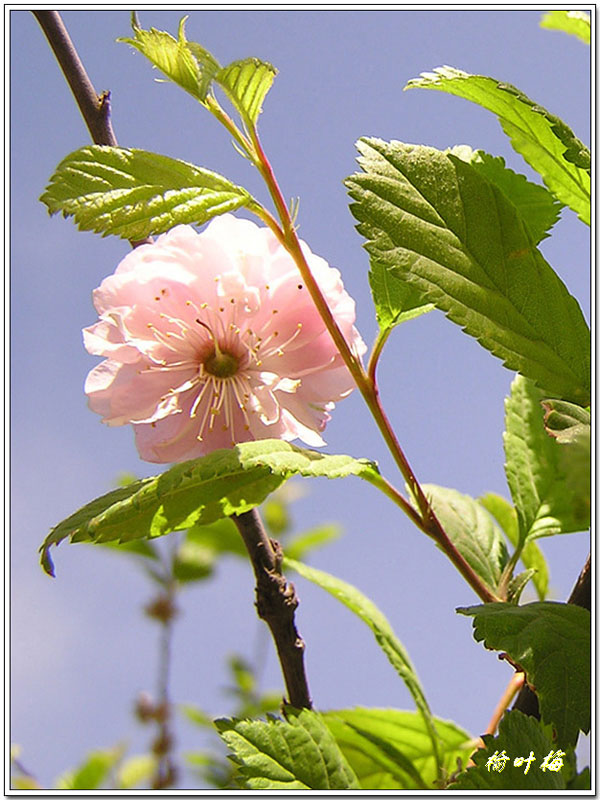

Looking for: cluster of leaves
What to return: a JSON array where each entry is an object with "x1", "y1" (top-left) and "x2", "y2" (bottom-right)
[
  {"x1": 40, "y1": 14, "x2": 277, "y2": 242},
  {"x1": 37, "y1": 10, "x2": 590, "y2": 792}
]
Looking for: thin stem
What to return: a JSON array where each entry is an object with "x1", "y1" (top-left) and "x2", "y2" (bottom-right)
[
  {"x1": 248, "y1": 126, "x2": 498, "y2": 604},
  {"x1": 367, "y1": 327, "x2": 392, "y2": 387},
  {"x1": 485, "y1": 672, "x2": 525, "y2": 737},
  {"x1": 495, "y1": 546, "x2": 523, "y2": 601},
  {"x1": 232, "y1": 509, "x2": 312, "y2": 710}
]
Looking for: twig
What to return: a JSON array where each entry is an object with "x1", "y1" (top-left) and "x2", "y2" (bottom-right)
[
  {"x1": 32, "y1": 10, "x2": 151, "y2": 249},
  {"x1": 33, "y1": 11, "x2": 118, "y2": 146},
  {"x1": 232, "y1": 510, "x2": 312, "y2": 710}
]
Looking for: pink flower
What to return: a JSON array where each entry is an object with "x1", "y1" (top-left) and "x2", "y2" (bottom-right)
[{"x1": 84, "y1": 215, "x2": 366, "y2": 463}]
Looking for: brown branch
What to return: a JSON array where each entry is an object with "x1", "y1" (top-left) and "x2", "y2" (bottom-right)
[
  {"x1": 33, "y1": 11, "x2": 118, "y2": 146},
  {"x1": 232, "y1": 509, "x2": 312, "y2": 710},
  {"x1": 33, "y1": 10, "x2": 151, "y2": 249}
]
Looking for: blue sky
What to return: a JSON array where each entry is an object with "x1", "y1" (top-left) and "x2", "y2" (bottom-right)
[{"x1": 11, "y1": 8, "x2": 590, "y2": 789}]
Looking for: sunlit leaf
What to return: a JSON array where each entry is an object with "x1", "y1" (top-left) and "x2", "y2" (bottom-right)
[
  {"x1": 41, "y1": 441, "x2": 379, "y2": 574},
  {"x1": 216, "y1": 710, "x2": 360, "y2": 789},
  {"x1": 41, "y1": 146, "x2": 255, "y2": 240},
  {"x1": 405, "y1": 67, "x2": 590, "y2": 222},
  {"x1": 540, "y1": 10, "x2": 590, "y2": 44},
  {"x1": 119, "y1": 16, "x2": 220, "y2": 102},
  {"x1": 323, "y1": 708, "x2": 473, "y2": 790},
  {"x1": 347, "y1": 138, "x2": 590, "y2": 404},
  {"x1": 217, "y1": 58, "x2": 277, "y2": 125}
]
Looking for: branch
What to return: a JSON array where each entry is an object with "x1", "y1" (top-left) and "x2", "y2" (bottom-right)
[
  {"x1": 232, "y1": 510, "x2": 312, "y2": 710},
  {"x1": 33, "y1": 11, "x2": 117, "y2": 146},
  {"x1": 33, "y1": 10, "x2": 151, "y2": 249}
]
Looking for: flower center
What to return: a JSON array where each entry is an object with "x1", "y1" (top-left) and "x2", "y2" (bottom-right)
[{"x1": 203, "y1": 348, "x2": 239, "y2": 379}]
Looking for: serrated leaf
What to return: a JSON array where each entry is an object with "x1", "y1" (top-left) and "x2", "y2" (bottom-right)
[
  {"x1": 215, "y1": 710, "x2": 360, "y2": 790},
  {"x1": 503, "y1": 375, "x2": 590, "y2": 542},
  {"x1": 458, "y1": 602, "x2": 590, "y2": 746},
  {"x1": 119, "y1": 16, "x2": 220, "y2": 103},
  {"x1": 450, "y1": 710, "x2": 566, "y2": 790},
  {"x1": 419, "y1": 485, "x2": 508, "y2": 593},
  {"x1": 368, "y1": 260, "x2": 434, "y2": 333},
  {"x1": 322, "y1": 709, "x2": 473, "y2": 790},
  {"x1": 217, "y1": 58, "x2": 277, "y2": 126},
  {"x1": 478, "y1": 493, "x2": 549, "y2": 600},
  {"x1": 405, "y1": 67, "x2": 590, "y2": 222},
  {"x1": 40, "y1": 440, "x2": 378, "y2": 574},
  {"x1": 347, "y1": 139, "x2": 590, "y2": 404},
  {"x1": 451, "y1": 147, "x2": 563, "y2": 244},
  {"x1": 541, "y1": 10, "x2": 591, "y2": 44},
  {"x1": 41, "y1": 146, "x2": 255, "y2": 240},
  {"x1": 283, "y1": 558, "x2": 443, "y2": 773}
]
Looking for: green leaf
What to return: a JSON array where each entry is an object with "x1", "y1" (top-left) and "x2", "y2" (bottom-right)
[
  {"x1": 55, "y1": 746, "x2": 123, "y2": 790},
  {"x1": 40, "y1": 441, "x2": 378, "y2": 574},
  {"x1": 322, "y1": 709, "x2": 474, "y2": 790},
  {"x1": 347, "y1": 139, "x2": 590, "y2": 404},
  {"x1": 185, "y1": 518, "x2": 248, "y2": 559},
  {"x1": 451, "y1": 147, "x2": 563, "y2": 244},
  {"x1": 119, "y1": 16, "x2": 220, "y2": 103},
  {"x1": 405, "y1": 67, "x2": 590, "y2": 222},
  {"x1": 567, "y1": 766, "x2": 591, "y2": 789},
  {"x1": 450, "y1": 710, "x2": 567, "y2": 790},
  {"x1": 41, "y1": 145, "x2": 255, "y2": 241},
  {"x1": 541, "y1": 398, "x2": 591, "y2": 444},
  {"x1": 116, "y1": 755, "x2": 156, "y2": 790},
  {"x1": 283, "y1": 524, "x2": 341, "y2": 561},
  {"x1": 368, "y1": 260, "x2": 434, "y2": 333},
  {"x1": 215, "y1": 710, "x2": 361, "y2": 790},
  {"x1": 419, "y1": 485, "x2": 508, "y2": 593},
  {"x1": 540, "y1": 10, "x2": 591, "y2": 44},
  {"x1": 503, "y1": 375, "x2": 590, "y2": 542},
  {"x1": 283, "y1": 558, "x2": 443, "y2": 774},
  {"x1": 216, "y1": 58, "x2": 277, "y2": 126},
  {"x1": 97, "y1": 538, "x2": 159, "y2": 561},
  {"x1": 172, "y1": 538, "x2": 215, "y2": 583},
  {"x1": 478, "y1": 493, "x2": 549, "y2": 600},
  {"x1": 506, "y1": 569, "x2": 537, "y2": 603},
  {"x1": 458, "y1": 602, "x2": 590, "y2": 746}
]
